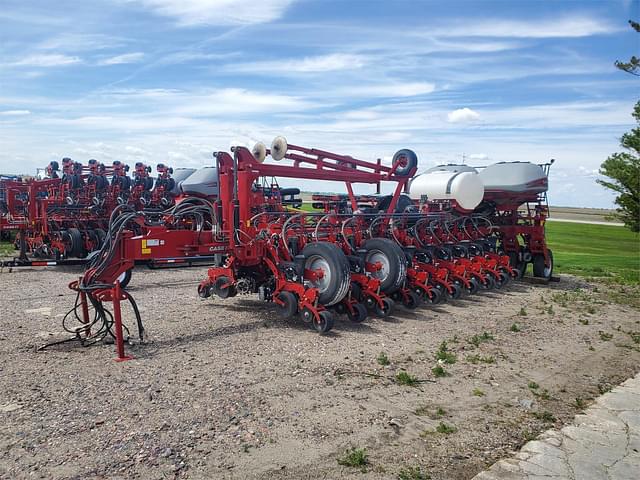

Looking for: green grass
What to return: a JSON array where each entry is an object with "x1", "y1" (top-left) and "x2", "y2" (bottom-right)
[
  {"x1": 546, "y1": 222, "x2": 639, "y2": 284},
  {"x1": 337, "y1": 447, "x2": 368, "y2": 470}
]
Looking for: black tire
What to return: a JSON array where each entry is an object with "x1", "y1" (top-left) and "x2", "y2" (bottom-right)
[
  {"x1": 65, "y1": 228, "x2": 84, "y2": 258},
  {"x1": 465, "y1": 276, "x2": 480, "y2": 295},
  {"x1": 314, "y1": 310, "x2": 334, "y2": 334},
  {"x1": 374, "y1": 297, "x2": 394, "y2": 317},
  {"x1": 302, "y1": 242, "x2": 351, "y2": 306},
  {"x1": 117, "y1": 269, "x2": 132, "y2": 289},
  {"x1": 363, "y1": 238, "x2": 407, "y2": 294},
  {"x1": 347, "y1": 303, "x2": 368, "y2": 323},
  {"x1": 433, "y1": 283, "x2": 448, "y2": 304},
  {"x1": 533, "y1": 250, "x2": 554, "y2": 279},
  {"x1": 425, "y1": 286, "x2": 443, "y2": 305},
  {"x1": 392, "y1": 149, "x2": 418, "y2": 177},
  {"x1": 350, "y1": 282, "x2": 363, "y2": 301},
  {"x1": 275, "y1": 291, "x2": 298, "y2": 319},
  {"x1": 213, "y1": 275, "x2": 236, "y2": 298},
  {"x1": 446, "y1": 283, "x2": 462, "y2": 301},
  {"x1": 403, "y1": 290, "x2": 421, "y2": 310}
]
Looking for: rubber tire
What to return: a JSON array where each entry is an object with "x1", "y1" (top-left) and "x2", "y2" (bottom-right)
[
  {"x1": 347, "y1": 303, "x2": 368, "y2": 323},
  {"x1": 94, "y1": 228, "x2": 106, "y2": 249},
  {"x1": 314, "y1": 310, "x2": 335, "y2": 334},
  {"x1": 392, "y1": 149, "x2": 418, "y2": 177},
  {"x1": 117, "y1": 269, "x2": 132, "y2": 289},
  {"x1": 533, "y1": 250, "x2": 554, "y2": 279},
  {"x1": 466, "y1": 276, "x2": 480, "y2": 295},
  {"x1": 433, "y1": 284, "x2": 447, "y2": 304},
  {"x1": 350, "y1": 282, "x2": 363, "y2": 302},
  {"x1": 66, "y1": 228, "x2": 84, "y2": 258},
  {"x1": 403, "y1": 290, "x2": 421, "y2": 310},
  {"x1": 445, "y1": 283, "x2": 462, "y2": 301},
  {"x1": 363, "y1": 238, "x2": 407, "y2": 294},
  {"x1": 425, "y1": 286, "x2": 443, "y2": 305},
  {"x1": 213, "y1": 275, "x2": 236, "y2": 299},
  {"x1": 275, "y1": 291, "x2": 298, "y2": 319},
  {"x1": 374, "y1": 297, "x2": 394, "y2": 317},
  {"x1": 302, "y1": 242, "x2": 351, "y2": 307}
]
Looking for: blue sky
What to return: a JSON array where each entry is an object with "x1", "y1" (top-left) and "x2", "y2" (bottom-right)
[{"x1": 0, "y1": 0, "x2": 638, "y2": 207}]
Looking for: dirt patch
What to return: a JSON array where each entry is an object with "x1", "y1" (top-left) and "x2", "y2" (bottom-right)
[{"x1": 0, "y1": 267, "x2": 638, "y2": 479}]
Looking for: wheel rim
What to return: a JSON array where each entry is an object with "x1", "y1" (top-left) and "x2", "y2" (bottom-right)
[
  {"x1": 366, "y1": 250, "x2": 390, "y2": 283},
  {"x1": 305, "y1": 255, "x2": 331, "y2": 293},
  {"x1": 544, "y1": 260, "x2": 552, "y2": 278}
]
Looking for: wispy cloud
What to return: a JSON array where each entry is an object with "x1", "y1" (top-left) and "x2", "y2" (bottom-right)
[
  {"x1": 9, "y1": 54, "x2": 81, "y2": 67},
  {"x1": 225, "y1": 53, "x2": 368, "y2": 74},
  {"x1": 0, "y1": 110, "x2": 31, "y2": 116},
  {"x1": 97, "y1": 52, "x2": 145, "y2": 65},
  {"x1": 431, "y1": 15, "x2": 617, "y2": 38},
  {"x1": 131, "y1": 0, "x2": 297, "y2": 26}
]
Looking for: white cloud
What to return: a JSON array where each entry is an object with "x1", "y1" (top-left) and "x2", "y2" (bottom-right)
[
  {"x1": 226, "y1": 53, "x2": 367, "y2": 74},
  {"x1": 98, "y1": 52, "x2": 145, "y2": 65},
  {"x1": 350, "y1": 82, "x2": 436, "y2": 98},
  {"x1": 468, "y1": 153, "x2": 488, "y2": 161},
  {"x1": 10, "y1": 54, "x2": 81, "y2": 67},
  {"x1": 132, "y1": 0, "x2": 296, "y2": 26},
  {"x1": 0, "y1": 110, "x2": 31, "y2": 116},
  {"x1": 448, "y1": 107, "x2": 480, "y2": 123},
  {"x1": 432, "y1": 16, "x2": 617, "y2": 38}
]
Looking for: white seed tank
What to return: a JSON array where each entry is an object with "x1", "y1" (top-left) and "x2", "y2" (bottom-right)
[
  {"x1": 180, "y1": 166, "x2": 219, "y2": 197},
  {"x1": 479, "y1": 162, "x2": 548, "y2": 194},
  {"x1": 409, "y1": 167, "x2": 485, "y2": 211}
]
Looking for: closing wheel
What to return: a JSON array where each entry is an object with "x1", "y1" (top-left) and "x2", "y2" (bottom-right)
[
  {"x1": 508, "y1": 252, "x2": 525, "y2": 278},
  {"x1": 363, "y1": 238, "x2": 407, "y2": 294},
  {"x1": 302, "y1": 242, "x2": 351, "y2": 306},
  {"x1": 391, "y1": 149, "x2": 418, "y2": 177},
  {"x1": 374, "y1": 297, "x2": 394, "y2": 317},
  {"x1": 425, "y1": 286, "x2": 443, "y2": 305},
  {"x1": 497, "y1": 271, "x2": 510, "y2": 287},
  {"x1": 465, "y1": 276, "x2": 480, "y2": 295},
  {"x1": 445, "y1": 283, "x2": 462, "y2": 301},
  {"x1": 533, "y1": 249, "x2": 554, "y2": 279},
  {"x1": 490, "y1": 271, "x2": 504, "y2": 290},
  {"x1": 403, "y1": 290, "x2": 421, "y2": 310},
  {"x1": 275, "y1": 291, "x2": 298, "y2": 319},
  {"x1": 314, "y1": 310, "x2": 335, "y2": 334},
  {"x1": 347, "y1": 303, "x2": 368, "y2": 323},
  {"x1": 433, "y1": 284, "x2": 448, "y2": 304},
  {"x1": 117, "y1": 269, "x2": 132, "y2": 289},
  {"x1": 212, "y1": 275, "x2": 236, "y2": 299},
  {"x1": 478, "y1": 274, "x2": 495, "y2": 290}
]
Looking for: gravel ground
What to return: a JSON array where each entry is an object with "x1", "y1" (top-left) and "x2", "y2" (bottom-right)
[{"x1": 0, "y1": 267, "x2": 638, "y2": 480}]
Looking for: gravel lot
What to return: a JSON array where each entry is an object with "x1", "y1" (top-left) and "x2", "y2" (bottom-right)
[{"x1": 0, "y1": 267, "x2": 638, "y2": 479}]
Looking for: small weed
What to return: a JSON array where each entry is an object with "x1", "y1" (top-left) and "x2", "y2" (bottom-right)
[
  {"x1": 599, "y1": 331, "x2": 613, "y2": 341},
  {"x1": 472, "y1": 388, "x2": 485, "y2": 397},
  {"x1": 575, "y1": 397, "x2": 586, "y2": 409},
  {"x1": 414, "y1": 406, "x2": 429, "y2": 416},
  {"x1": 628, "y1": 331, "x2": 640, "y2": 344},
  {"x1": 510, "y1": 323, "x2": 521, "y2": 332},
  {"x1": 540, "y1": 295, "x2": 546, "y2": 304},
  {"x1": 436, "y1": 422, "x2": 457, "y2": 434},
  {"x1": 432, "y1": 365, "x2": 449, "y2": 378},
  {"x1": 534, "y1": 389, "x2": 551, "y2": 400},
  {"x1": 589, "y1": 345, "x2": 595, "y2": 351},
  {"x1": 518, "y1": 307, "x2": 527, "y2": 316},
  {"x1": 586, "y1": 305, "x2": 596, "y2": 314},
  {"x1": 470, "y1": 331, "x2": 494, "y2": 347},
  {"x1": 466, "y1": 354, "x2": 495, "y2": 364},
  {"x1": 398, "y1": 466, "x2": 430, "y2": 480},
  {"x1": 338, "y1": 447, "x2": 368, "y2": 470},
  {"x1": 435, "y1": 341, "x2": 457, "y2": 364},
  {"x1": 579, "y1": 318, "x2": 589, "y2": 325},
  {"x1": 547, "y1": 305, "x2": 554, "y2": 315},
  {"x1": 528, "y1": 381, "x2": 539, "y2": 390},
  {"x1": 533, "y1": 410, "x2": 556, "y2": 422},
  {"x1": 598, "y1": 384, "x2": 612, "y2": 394},
  {"x1": 396, "y1": 371, "x2": 418, "y2": 386},
  {"x1": 450, "y1": 335, "x2": 459, "y2": 343},
  {"x1": 377, "y1": 352, "x2": 390, "y2": 366},
  {"x1": 522, "y1": 429, "x2": 537, "y2": 441},
  {"x1": 435, "y1": 407, "x2": 446, "y2": 417}
]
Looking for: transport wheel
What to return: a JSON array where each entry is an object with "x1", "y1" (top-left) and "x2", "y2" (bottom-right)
[
  {"x1": 213, "y1": 275, "x2": 236, "y2": 298},
  {"x1": 374, "y1": 297, "x2": 394, "y2": 317},
  {"x1": 363, "y1": 238, "x2": 407, "y2": 294},
  {"x1": 65, "y1": 228, "x2": 84, "y2": 258},
  {"x1": 302, "y1": 242, "x2": 351, "y2": 306},
  {"x1": 347, "y1": 303, "x2": 368, "y2": 323},
  {"x1": 402, "y1": 290, "x2": 421, "y2": 310},
  {"x1": 314, "y1": 310, "x2": 335, "y2": 334},
  {"x1": 198, "y1": 283, "x2": 212, "y2": 298},
  {"x1": 391, "y1": 149, "x2": 418, "y2": 177},
  {"x1": 333, "y1": 302, "x2": 347, "y2": 315},
  {"x1": 275, "y1": 291, "x2": 298, "y2": 319},
  {"x1": 533, "y1": 250, "x2": 554, "y2": 279},
  {"x1": 466, "y1": 277, "x2": 480, "y2": 295},
  {"x1": 117, "y1": 269, "x2": 133, "y2": 289}
]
